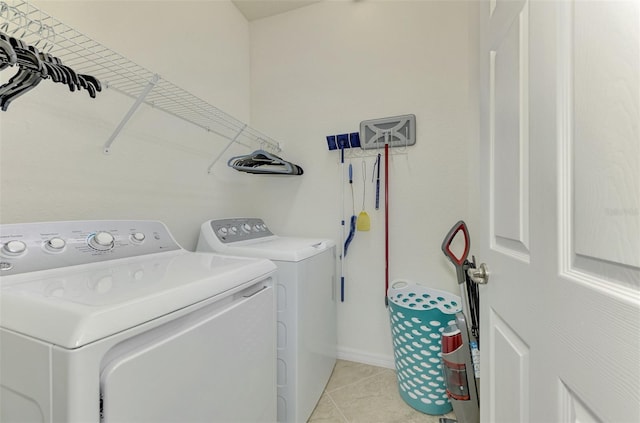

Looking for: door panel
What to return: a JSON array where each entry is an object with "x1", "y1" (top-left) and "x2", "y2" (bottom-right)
[
  {"x1": 489, "y1": 0, "x2": 530, "y2": 260},
  {"x1": 558, "y1": 0, "x2": 640, "y2": 292},
  {"x1": 489, "y1": 310, "x2": 529, "y2": 423},
  {"x1": 572, "y1": 0, "x2": 639, "y2": 270},
  {"x1": 480, "y1": 1, "x2": 640, "y2": 422},
  {"x1": 559, "y1": 382, "x2": 603, "y2": 423}
]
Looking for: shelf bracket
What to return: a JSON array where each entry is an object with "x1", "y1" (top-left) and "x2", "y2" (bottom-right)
[
  {"x1": 207, "y1": 124, "x2": 248, "y2": 174},
  {"x1": 103, "y1": 74, "x2": 161, "y2": 154}
]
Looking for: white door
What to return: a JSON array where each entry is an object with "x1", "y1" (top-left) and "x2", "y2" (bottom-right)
[{"x1": 478, "y1": 1, "x2": 640, "y2": 422}]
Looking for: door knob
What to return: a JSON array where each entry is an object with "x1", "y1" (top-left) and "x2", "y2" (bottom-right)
[{"x1": 467, "y1": 263, "x2": 489, "y2": 284}]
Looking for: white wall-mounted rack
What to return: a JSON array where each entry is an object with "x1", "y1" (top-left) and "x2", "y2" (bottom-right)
[
  {"x1": 0, "y1": 0, "x2": 282, "y2": 172},
  {"x1": 342, "y1": 143, "x2": 412, "y2": 160}
]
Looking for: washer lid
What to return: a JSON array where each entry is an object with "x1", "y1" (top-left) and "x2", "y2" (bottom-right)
[
  {"x1": 217, "y1": 237, "x2": 335, "y2": 262},
  {"x1": 0, "y1": 250, "x2": 275, "y2": 349}
]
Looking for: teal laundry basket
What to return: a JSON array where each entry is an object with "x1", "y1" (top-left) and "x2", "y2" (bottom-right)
[{"x1": 387, "y1": 280, "x2": 462, "y2": 415}]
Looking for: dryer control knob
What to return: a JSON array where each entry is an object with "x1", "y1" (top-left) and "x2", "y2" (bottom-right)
[
  {"x1": 45, "y1": 237, "x2": 66, "y2": 252},
  {"x1": 2, "y1": 240, "x2": 27, "y2": 256},
  {"x1": 89, "y1": 231, "x2": 115, "y2": 251}
]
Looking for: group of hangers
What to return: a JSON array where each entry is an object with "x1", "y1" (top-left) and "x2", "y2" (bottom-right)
[
  {"x1": 1, "y1": 2, "x2": 297, "y2": 178},
  {"x1": 0, "y1": 3, "x2": 101, "y2": 111},
  {"x1": 228, "y1": 150, "x2": 304, "y2": 175}
]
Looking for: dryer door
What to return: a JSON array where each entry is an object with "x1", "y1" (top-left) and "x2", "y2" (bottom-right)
[{"x1": 99, "y1": 281, "x2": 275, "y2": 423}]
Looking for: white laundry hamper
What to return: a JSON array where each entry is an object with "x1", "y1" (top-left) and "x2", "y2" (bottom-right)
[{"x1": 387, "y1": 280, "x2": 462, "y2": 415}]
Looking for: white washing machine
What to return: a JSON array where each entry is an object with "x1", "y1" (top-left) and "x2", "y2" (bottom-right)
[
  {"x1": 0, "y1": 220, "x2": 277, "y2": 423},
  {"x1": 196, "y1": 218, "x2": 337, "y2": 423}
]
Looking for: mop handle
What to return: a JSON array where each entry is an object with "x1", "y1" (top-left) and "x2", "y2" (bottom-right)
[{"x1": 384, "y1": 143, "x2": 389, "y2": 307}]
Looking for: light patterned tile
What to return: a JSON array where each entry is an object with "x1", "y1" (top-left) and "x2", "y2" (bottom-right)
[
  {"x1": 325, "y1": 360, "x2": 387, "y2": 393},
  {"x1": 328, "y1": 369, "x2": 453, "y2": 423},
  {"x1": 307, "y1": 392, "x2": 348, "y2": 423},
  {"x1": 308, "y1": 360, "x2": 457, "y2": 423}
]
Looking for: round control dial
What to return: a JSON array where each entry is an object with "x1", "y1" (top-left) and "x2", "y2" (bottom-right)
[
  {"x1": 88, "y1": 231, "x2": 115, "y2": 251},
  {"x1": 130, "y1": 232, "x2": 146, "y2": 243},
  {"x1": 44, "y1": 237, "x2": 66, "y2": 252},
  {"x1": 2, "y1": 240, "x2": 27, "y2": 256},
  {"x1": 217, "y1": 227, "x2": 228, "y2": 237},
  {"x1": 241, "y1": 223, "x2": 251, "y2": 233}
]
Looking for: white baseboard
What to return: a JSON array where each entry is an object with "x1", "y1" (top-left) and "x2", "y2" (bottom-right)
[{"x1": 336, "y1": 346, "x2": 396, "y2": 369}]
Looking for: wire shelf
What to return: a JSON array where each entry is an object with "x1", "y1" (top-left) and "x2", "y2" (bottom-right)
[{"x1": 0, "y1": 0, "x2": 282, "y2": 165}]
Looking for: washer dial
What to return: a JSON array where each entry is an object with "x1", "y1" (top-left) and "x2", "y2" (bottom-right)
[
  {"x1": 44, "y1": 237, "x2": 66, "y2": 252},
  {"x1": 2, "y1": 240, "x2": 27, "y2": 256},
  {"x1": 89, "y1": 231, "x2": 115, "y2": 251}
]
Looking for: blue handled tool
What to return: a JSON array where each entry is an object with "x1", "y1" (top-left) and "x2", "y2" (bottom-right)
[
  {"x1": 344, "y1": 163, "x2": 356, "y2": 256},
  {"x1": 329, "y1": 133, "x2": 362, "y2": 302},
  {"x1": 340, "y1": 143, "x2": 345, "y2": 301}
]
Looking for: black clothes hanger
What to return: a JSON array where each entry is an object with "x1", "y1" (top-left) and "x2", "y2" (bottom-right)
[
  {"x1": 0, "y1": 33, "x2": 16, "y2": 69},
  {"x1": 228, "y1": 150, "x2": 304, "y2": 175},
  {"x1": 0, "y1": 34, "x2": 46, "y2": 110},
  {"x1": 77, "y1": 73, "x2": 102, "y2": 98},
  {"x1": 0, "y1": 31, "x2": 102, "y2": 110}
]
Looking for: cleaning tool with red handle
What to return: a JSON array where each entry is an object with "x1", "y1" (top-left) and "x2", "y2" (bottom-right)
[{"x1": 384, "y1": 142, "x2": 389, "y2": 306}]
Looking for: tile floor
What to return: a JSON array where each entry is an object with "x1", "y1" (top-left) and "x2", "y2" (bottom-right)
[{"x1": 307, "y1": 360, "x2": 456, "y2": 423}]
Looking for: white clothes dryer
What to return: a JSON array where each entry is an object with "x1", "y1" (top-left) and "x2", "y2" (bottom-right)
[
  {"x1": 0, "y1": 220, "x2": 277, "y2": 423},
  {"x1": 196, "y1": 218, "x2": 337, "y2": 423}
]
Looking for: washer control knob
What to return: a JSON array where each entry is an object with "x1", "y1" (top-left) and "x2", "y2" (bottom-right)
[
  {"x1": 130, "y1": 232, "x2": 146, "y2": 243},
  {"x1": 45, "y1": 237, "x2": 66, "y2": 252},
  {"x1": 89, "y1": 231, "x2": 115, "y2": 251},
  {"x1": 217, "y1": 227, "x2": 228, "y2": 237},
  {"x1": 2, "y1": 240, "x2": 27, "y2": 256},
  {"x1": 229, "y1": 226, "x2": 238, "y2": 235},
  {"x1": 241, "y1": 223, "x2": 251, "y2": 233}
]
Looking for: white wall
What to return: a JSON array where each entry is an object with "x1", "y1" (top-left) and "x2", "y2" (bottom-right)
[
  {"x1": 249, "y1": 0, "x2": 480, "y2": 366},
  {"x1": 0, "y1": 0, "x2": 480, "y2": 368},
  {"x1": 0, "y1": 0, "x2": 255, "y2": 250}
]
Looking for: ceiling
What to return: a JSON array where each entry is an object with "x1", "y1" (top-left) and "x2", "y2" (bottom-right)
[{"x1": 231, "y1": 0, "x2": 323, "y2": 21}]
